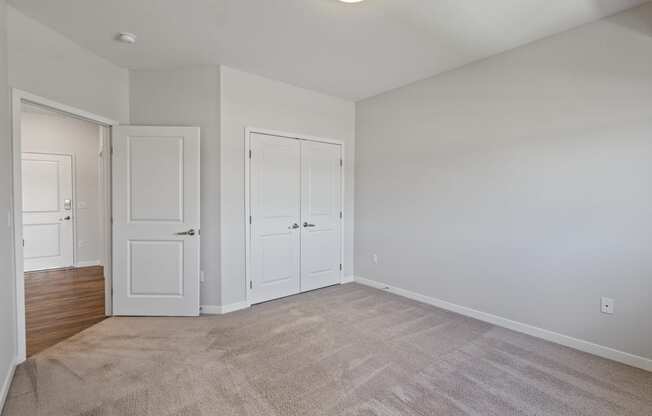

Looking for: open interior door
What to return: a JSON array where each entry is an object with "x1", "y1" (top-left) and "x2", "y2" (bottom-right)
[{"x1": 112, "y1": 126, "x2": 200, "y2": 316}]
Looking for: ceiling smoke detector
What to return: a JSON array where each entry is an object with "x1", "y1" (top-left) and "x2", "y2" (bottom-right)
[{"x1": 116, "y1": 32, "x2": 137, "y2": 44}]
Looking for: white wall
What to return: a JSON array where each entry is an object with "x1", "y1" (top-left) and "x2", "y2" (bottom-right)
[
  {"x1": 130, "y1": 67, "x2": 221, "y2": 307},
  {"x1": 21, "y1": 108, "x2": 102, "y2": 266},
  {"x1": 355, "y1": 3, "x2": 652, "y2": 361},
  {"x1": 220, "y1": 66, "x2": 355, "y2": 307},
  {"x1": 0, "y1": 0, "x2": 16, "y2": 407},
  {"x1": 7, "y1": 6, "x2": 129, "y2": 123}
]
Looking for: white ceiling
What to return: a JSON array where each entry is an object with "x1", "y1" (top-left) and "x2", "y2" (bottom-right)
[{"x1": 8, "y1": 0, "x2": 649, "y2": 100}]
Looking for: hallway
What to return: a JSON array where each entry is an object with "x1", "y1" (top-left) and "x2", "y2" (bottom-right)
[{"x1": 25, "y1": 266, "x2": 106, "y2": 356}]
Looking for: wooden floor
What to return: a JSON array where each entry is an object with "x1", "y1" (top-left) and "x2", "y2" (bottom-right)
[{"x1": 25, "y1": 266, "x2": 106, "y2": 357}]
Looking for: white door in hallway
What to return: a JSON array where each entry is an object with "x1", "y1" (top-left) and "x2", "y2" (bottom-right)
[
  {"x1": 22, "y1": 153, "x2": 74, "y2": 271},
  {"x1": 112, "y1": 126, "x2": 200, "y2": 316},
  {"x1": 249, "y1": 133, "x2": 302, "y2": 304},
  {"x1": 300, "y1": 140, "x2": 342, "y2": 292}
]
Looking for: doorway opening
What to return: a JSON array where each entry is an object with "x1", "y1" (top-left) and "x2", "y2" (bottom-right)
[{"x1": 12, "y1": 90, "x2": 117, "y2": 361}]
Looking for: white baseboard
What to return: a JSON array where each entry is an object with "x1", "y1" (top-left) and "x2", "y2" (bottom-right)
[
  {"x1": 75, "y1": 260, "x2": 101, "y2": 268},
  {"x1": 1, "y1": 360, "x2": 16, "y2": 413},
  {"x1": 341, "y1": 275, "x2": 355, "y2": 284},
  {"x1": 201, "y1": 302, "x2": 250, "y2": 315},
  {"x1": 354, "y1": 276, "x2": 652, "y2": 372}
]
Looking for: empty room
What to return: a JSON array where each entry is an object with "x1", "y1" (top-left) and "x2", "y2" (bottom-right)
[{"x1": 0, "y1": 1, "x2": 650, "y2": 415}]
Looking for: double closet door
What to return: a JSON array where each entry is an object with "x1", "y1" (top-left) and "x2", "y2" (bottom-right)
[{"x1": 249, "y1": 132, "x2": 342, "y2": 304}]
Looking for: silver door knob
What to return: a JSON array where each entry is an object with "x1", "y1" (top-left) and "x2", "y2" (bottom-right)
[
  {"x1": 176, "y1": 229, "x2": 196, "y2": 236},
  {"x1": 288, "y1": 223, "x2": 300, "y2": 229},
  {"x1": 303, "y1": 222, "x2": 316, "y2": 228}
]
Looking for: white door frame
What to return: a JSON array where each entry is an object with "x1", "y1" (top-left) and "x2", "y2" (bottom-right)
[
  {"x1": 244, "y1": 127, "x2": 345, "y2": 306},
  {"x1": 11, "y1": 89, "x2": 118, "y2": 363}
]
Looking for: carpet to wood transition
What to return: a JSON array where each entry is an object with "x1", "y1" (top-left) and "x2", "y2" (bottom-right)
[{"x1": 3, "y1": 283, "x2": 650, "y2": 415}]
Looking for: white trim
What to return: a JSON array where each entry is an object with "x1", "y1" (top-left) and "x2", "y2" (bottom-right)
[
  {"x1": 0, "y1": 360, "x2": 16, "y2": 413},
  {"x1": 201, "y1": 302, "x2": 250, "y2": 315},
  {"x1": 354, "y1": 276, "x2": 652, "y2": 372},
  {"x1": 99, "y1": 126, "x2": 112, "y2": 316},
  {"x1": 11, "y1": 89, "x2": 119, "y2": 363},
  {"x1": 341, "y1": 275, "x2": 355, "y2": 284},
  {"x1": 244, "y1": 127, "x2": 346, "y2": 306},
  {"x1": 244, "y1": 127, "x2": 344, "y2": 146},
  {"x1": 74, "y1": 260, "x2": 101, "y2": 268},
  {"x1": 15, "y1": 90, "x2": 116, "y2": 127}
]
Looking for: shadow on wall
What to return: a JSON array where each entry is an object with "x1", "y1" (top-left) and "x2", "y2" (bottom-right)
[{"x1": 593, "y1": 0, "x2": 652, "y2": 36}]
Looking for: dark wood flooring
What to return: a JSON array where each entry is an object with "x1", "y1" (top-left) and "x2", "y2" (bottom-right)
[{"x1": 25, "y1": 266, "x2": 106, "y2": 356}]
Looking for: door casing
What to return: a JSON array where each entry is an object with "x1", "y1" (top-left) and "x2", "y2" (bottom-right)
[
  {"x1": 11, "y1": 89, "x2": 118, "y2": 363},
  {"x1": 244, "y1": 127, "x2": 346, "y2": 306}
]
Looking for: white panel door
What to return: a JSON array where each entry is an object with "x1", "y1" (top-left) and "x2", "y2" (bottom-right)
[
  {"x1": 22, "y1": 153, "x2": 74, "y2": 271},
  {"x1": 113, "y1": 126, "x2": 200, "y2": 316},
  {"x1": 300, "y1": 141, "x2": 342, "y2": 291},
  {"x1": 249, "y1": 133, "x2": 301, "y2": 304}
]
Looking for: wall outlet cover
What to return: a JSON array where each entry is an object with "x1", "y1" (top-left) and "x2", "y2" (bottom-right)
[{"x1": 601, "y1": 297, "x2": 614, "y2": 315}]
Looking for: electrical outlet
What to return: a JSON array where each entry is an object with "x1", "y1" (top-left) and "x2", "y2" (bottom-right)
[
  {"x1": 601, "y1": 297, "x2": 614, "y2": 315},
  {"x1": 372, "y1": 254, "x2": 379, "y2": 264},
  {"x1": 200, "y1": 270, "x2": 205, "y2": 283}
]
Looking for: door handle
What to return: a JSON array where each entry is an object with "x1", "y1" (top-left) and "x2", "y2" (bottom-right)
[
  {"x1": 288, "y1": 223, "x2": 300, "y2": 230},
  {"x1": 59, "y1": 216, "x2": 71, "y2": 221},
  {"x1": 176, "y1": 229, "x2": 196, "y2": 236},
  {"x1": 303, "y1": 222, "x2": 316, "y2": 228}
]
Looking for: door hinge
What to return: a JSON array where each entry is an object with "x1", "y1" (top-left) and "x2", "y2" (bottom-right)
[
  {"x1": 22, "y1": 239, "x2": 24, "y2": 247},
  {"x1": 339, "y1": 211, "x2": 342, "y2": 219},
  {"x1": 249, "y1": 280, "x2": 253, "y2": 290},
  {"x1": 249, "y1": 150, "x2": 252, "y2": 159},
  {"x1": 339, "y1": 264, "x2": 342, "y2": 271},
  {"x1": 249, "y1": 216, "x2": 252, "y2": 224},
  {"x1": 340, "y1": 158, "x2": 343, "y2": 167}
]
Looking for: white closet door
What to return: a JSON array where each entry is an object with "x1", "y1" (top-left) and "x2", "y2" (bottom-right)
[
  {"x1": 22, "y1": 153, "x2": 74, "y2": 271},
  {"x1": 250, "y1": 133, "x2": 301, "y2": 304},
  {"x1": 300, "y1": 141, "x2": 342, "y2": 292}
]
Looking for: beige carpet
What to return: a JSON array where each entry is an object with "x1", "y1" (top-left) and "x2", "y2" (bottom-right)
[{"x1": 3, "y1": 283, "x2": 651, "y2": 416}]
